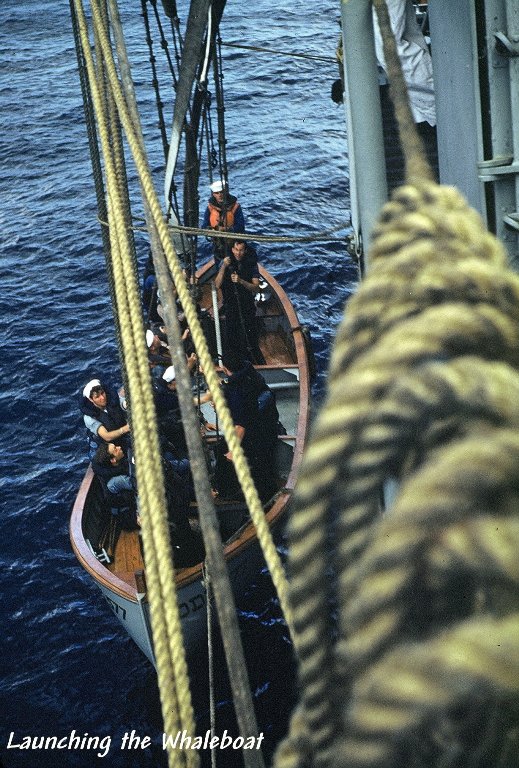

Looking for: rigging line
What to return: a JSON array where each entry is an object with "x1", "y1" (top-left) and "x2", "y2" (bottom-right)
[
  {"x1": 100, "y1": 216, "x2": 351, "y2": 242},
  {"x1": 169, "y1": 6, "x2": 184, "y2": 66},
  {"x1": 205, "y1": 92, "x2": 218, "y2": 172},
  {"x1": 148, "y1": 0, "x2": 180, "y2": 90},
  {"x1": 140, "y1": 0, "x2": 170, "y2": 159},
  {"x1": 204, "y1": 569, "x2": 217, "y2": 768},
  {"x1": 140, "y1": 0, "x2": 186, "y2": 252},
  {"x1": 99, "y1": 0, "x2": 137, "y2": 417},
  {"x1": 79, "y1": 3, "x2": 195, "y2": 764},
  {"x1": 167, "y1": 222, "x2": 351, "y2": 242},
  {"x1": 146, "y1": 215, "x2": 267, "y2": 768},
  {"x1": 221, "y1": 41, "x2": 336, "y2": 64},
  {"x1": 154, "y1": 252, "x2": 266, "y2": 768},
  {"x1": 70, "y1": 0, "x2": 132, "y2": 430},
  {"x1": 130, "y1": 225, "x2": 351, "y2": 243},
  {"x1": 213, "y1": 28, "x2": 229, "y2": 194}
]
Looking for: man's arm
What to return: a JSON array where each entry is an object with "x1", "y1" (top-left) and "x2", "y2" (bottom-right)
[
  {"x1": 224, "y1": 424, "x2": 245, "y2": 461},
  {"x1": 231, "y1": 273, "x2": 259, "y2": 293},
  {"x1": 97, "y1": 423, "x2": 130, "y2": 442}
]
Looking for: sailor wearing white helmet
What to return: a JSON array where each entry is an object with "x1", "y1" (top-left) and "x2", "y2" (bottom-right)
[{"x1": 202, "y1": 178, "x2": 245, "y2": 261}]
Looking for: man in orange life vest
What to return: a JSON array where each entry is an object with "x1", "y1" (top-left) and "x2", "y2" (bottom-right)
[{"x1": 202, "y1": 179, "x2": 245, "y2": 261}]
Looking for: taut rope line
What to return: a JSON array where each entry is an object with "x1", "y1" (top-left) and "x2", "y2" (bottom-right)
[
  {"x1": 221, "y1": 41, "x2": 337, "y2": 64},
  {"x1": 74, "y1": 2, "x2": 195, "y2": 766}
]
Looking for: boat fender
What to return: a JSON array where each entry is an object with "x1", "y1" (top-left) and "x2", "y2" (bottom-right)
[{"x1": 301, "y1": 325, "x2": 317, "y2": 380}]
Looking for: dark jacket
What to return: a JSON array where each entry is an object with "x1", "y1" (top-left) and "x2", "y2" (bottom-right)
[
  {"x1": 214, "y1": 362, "x2": 279, "y2": 503},
  {"x1": 153, "y1": 379, "x2": 187, "y2": 456},
  {"x1": 91, "y1": 452, "x2": 131, "y2": 485},
  {"x1": 80, "y1": 382, "x2": 128, "y2": 447},
  {"x1": 223, "y1": 361, "x2": 278, "y2": 446},
  {"x1": 220, "y1": 247, "x2": 260, "y2": 315}
]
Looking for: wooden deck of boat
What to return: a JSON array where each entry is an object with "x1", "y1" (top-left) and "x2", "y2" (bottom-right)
[
  {"x1": 107, "y1": 529, "x2": 144, "y2": 586},
  {"x1": 259, "y1": 330, "x2": 294, "y2": 365}
]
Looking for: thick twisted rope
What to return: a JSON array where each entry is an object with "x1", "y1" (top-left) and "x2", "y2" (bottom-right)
[
  {"x1": 276, "y1": 204, "x2": 519, "y2": 768},
  {"x1": 338, "y1": 612, "x2": 519, "y2": 768},
  {"x1": 75, "y1": 2, "x2": 196, "y2": 766},
  {"x1": 276, "y1": 188, "x2": 519, "y2": 767},
  {"x1": 334, "y1": 428, "x2": 519, "y2": 768},
  {"x1": 273, "y1": 2, "x2": 519, "y2": 766}
]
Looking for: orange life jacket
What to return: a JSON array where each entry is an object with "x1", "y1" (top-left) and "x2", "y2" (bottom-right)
[{"x1": 207, "y1": 200, "x2": 239, "y2": 230}]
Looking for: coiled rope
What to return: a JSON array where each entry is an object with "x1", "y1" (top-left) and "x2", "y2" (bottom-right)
[{"x1": 274, "y1": 1, "x2": 519, "y2": 767}]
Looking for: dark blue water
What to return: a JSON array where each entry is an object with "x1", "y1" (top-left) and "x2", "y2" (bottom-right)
[{"x1": 0, "y1": 1, "x2": 356, "y2": 766}]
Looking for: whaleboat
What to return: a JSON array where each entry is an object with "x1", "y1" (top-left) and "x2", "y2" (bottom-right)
[
  {"x1": 70, "y1": 262, "x2": 311, "y2": 663},
  {"x1": 67, "y1": 0, "x2": 315, "y2": 664}
]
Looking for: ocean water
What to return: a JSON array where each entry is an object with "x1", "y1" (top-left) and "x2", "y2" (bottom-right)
[{"x1": 0, "y1": 1, "x2": 356, "y2": 766}]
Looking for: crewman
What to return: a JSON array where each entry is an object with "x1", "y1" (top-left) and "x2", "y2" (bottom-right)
[
  {"x1": 80, "y1": 378, "x2": 130, "y2": 450},
  {"x1": 146, "y1": 328, "x2": 172, "y2": 379},
  {"x1": 215, "y1": 239, "x2": 265, "y2": 364},
  {"x1": 202, "y1": 179, "x2": 245, "y2": 261},
  {"x1": 211, "y1": 351, "x2": 278, "y2": 502},
  {"x1": 153, "y1": 365, "x2": 190, "y2": 476}
]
